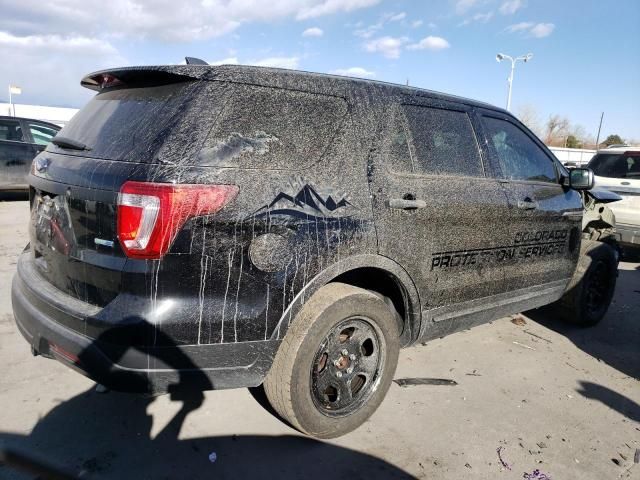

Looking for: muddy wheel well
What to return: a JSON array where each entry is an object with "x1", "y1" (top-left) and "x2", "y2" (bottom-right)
[{"x1": 330, "y1": 267, "x2": 408, "y2": 334}]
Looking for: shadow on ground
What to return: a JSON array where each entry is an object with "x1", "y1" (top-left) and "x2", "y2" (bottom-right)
[
  {"x1": 524, "y1": 267, "x2": 640, "y2": 424},
  {"x1": 528, "y1": 268, "x2": 640, "y2": 381},
  {"x1": 0, "y1": 387, "x2": 411, "y2": 479},
  {"x1": 576, "y1": 381, "x2": 640, "y2": 423},
  {"x1": 1, "y1": 316, "x2": 411, "y2": 479}
]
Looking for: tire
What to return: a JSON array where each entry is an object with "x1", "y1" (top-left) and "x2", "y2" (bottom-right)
[
  {"x1": 263, "y1": 282, "x2": 400, "y2": 438},
  {"x1": 552, "y1": 239, "x2": 618, "y2": 326}
]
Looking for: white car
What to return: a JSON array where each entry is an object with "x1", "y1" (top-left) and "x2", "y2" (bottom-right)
[{"x1": 588, "y1": 146, "x2": 640, "y2": 248}]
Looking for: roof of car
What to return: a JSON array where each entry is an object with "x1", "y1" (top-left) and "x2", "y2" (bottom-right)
[
  {"x1": 82, "y1": 64, "x2": 508, "y2": 115},
  {"x1": 0, "y1": 115, "x2": 61, "y2": 130}
]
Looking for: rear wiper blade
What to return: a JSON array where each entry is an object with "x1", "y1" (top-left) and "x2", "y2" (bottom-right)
[{"x1": 51, "y1": 136, "x2": 90, "y2": 151}]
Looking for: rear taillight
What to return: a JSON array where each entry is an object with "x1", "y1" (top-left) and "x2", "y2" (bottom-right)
[{"x1": 117, "y1": 181, "x2": 238, "y2": 259}]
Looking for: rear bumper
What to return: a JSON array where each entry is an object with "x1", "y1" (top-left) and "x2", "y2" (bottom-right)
[
  {"x1": 11, "y1": 252, "x2": 278, "y2": 393},
  {"x1": 617, "y1": 223, "x2": 640, "y2": 247}
]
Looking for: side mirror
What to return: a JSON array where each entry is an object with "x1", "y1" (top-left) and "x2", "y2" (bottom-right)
[{"x1": 568, "y1": 168, "x2": 594, "y2": 190}]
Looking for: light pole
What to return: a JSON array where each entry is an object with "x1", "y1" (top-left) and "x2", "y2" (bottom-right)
[
  {"x1": 8, "y1": 85, "x2": 22, "y2": 117},
  {"x1": 495, "y1": 53, "x2": 532, "y2": 111}
]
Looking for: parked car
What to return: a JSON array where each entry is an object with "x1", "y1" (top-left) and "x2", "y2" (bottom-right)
[
  {"x1": 0, "y1": 116, "x2": 60, "y2": 191},
  {"x1": 587, "y1": 147, "x2": 640, "y2": 250},
  {"x1": 11, "y1": 64, "x2": 619, "y2": 438}
]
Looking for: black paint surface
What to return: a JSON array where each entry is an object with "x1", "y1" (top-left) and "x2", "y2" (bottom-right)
[{"x1": 12, "y1": 64, "x2": 583, "y2": 392}]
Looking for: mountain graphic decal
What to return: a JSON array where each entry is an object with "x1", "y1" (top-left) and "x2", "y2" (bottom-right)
[{"x1": 252, "y1": 184, "x2": 353, "y2": 219}]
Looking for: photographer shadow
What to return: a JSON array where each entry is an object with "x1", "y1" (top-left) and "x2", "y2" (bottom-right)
[{"x1": 1, "y1": 318, "x2": 411, "y2": 479}]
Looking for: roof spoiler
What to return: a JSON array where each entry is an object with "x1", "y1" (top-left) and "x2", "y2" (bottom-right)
[{"x1": 81, "y1": 61, "x2": 210, "y2": 91}]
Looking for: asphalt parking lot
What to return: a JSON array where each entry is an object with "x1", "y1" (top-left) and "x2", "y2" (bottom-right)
[{"x1": 0, "y1": 199, "x2": 638, "y2": 480}]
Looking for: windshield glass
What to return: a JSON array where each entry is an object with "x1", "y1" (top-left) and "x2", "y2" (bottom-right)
[{"x1": 589, "y1": 153, "x2": 640, "y2": 179}]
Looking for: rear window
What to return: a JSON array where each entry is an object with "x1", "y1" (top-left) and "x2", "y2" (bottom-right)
[
  {"x1": 55, "y1": 81, "x2": 346, "y2": 170},
  {"x1": 402, "y1": 105, "x2": 483, "y2": 177},
  {"x1": 52, "y1": 81, "x2": 209, "y2": 162},
  {"x1": 589, "y1": 153, "x2": 640, "y2": 179},
  {"x1": 197, "y1": 84, "x2": 347, "y2": 169}
]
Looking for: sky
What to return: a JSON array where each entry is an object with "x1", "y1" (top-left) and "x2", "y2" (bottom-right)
[{"x1": 1, "y1": 0, "x2": 638, "y2": 141}]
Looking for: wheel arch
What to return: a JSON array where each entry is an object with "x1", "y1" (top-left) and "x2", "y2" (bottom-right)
[{"x1": 270, "y1": 254, "x2": 421, "y2": 346}]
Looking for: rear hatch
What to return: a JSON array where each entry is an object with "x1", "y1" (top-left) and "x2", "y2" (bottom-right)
[
  {"x1": 589, "y1": 151, "x2": 640, "y2": 226},
  {"x1": 29, "y1": 68, "x2": 223, "y2": 306}
]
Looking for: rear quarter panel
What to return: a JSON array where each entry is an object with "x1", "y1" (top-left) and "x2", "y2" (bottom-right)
[{"x1": 118, "y1": 80, "x2": 379, "y2": 346}]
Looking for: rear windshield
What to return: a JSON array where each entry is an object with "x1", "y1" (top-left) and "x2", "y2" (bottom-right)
[
  {"x1": 589, "y1": 153, "x2": 640, "y2": 179},
  {"x1": 52, "y1": 81, "x2": 208, "y2": 162},
  {"x1": 54, "y1": 80, "x2": 347, "y2": 170}
]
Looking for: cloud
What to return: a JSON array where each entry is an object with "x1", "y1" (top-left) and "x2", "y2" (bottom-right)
[
  {"x1": 354, "y1": 23, "x2": 383, "y2": 38},
  {"x1": 499, "y1": 0, "x2": 525, "y2": 15},
  {"x1": 0, "y1": 31, "x2": 123, "y2": 108},
  {"x1": 330, "y1": 67, "x2": 375, "y2": 77},
  {"x1": 473, "y1": 11, "x2": 494, "y2": 22},
  {"x1": 1, "y1": 1, "x2": 384, "y2": 108},
  {"x1": 411, "y1": 20, "x2": 424, "y2": 28},
  {"x1": 407, "y1": 36, "x2": 450, "y2": 51},
  {"x1": 354, "y1": 10, "x2": 404, "y2": 39},
  {"x1": 207, "y1": 56, "x2": 299, "y2": 69},
  {"x1": 388, "y1": 12, "x2": 406, "y2": 22},
  {"x1": 296, "y1": 0, "x2": 381, "y2": 20},
  {"x1": 208, "y1": 57, "x2": 239, "y2": 65},
  {"x1": 0, "y1": 31, "x2": 117, "y2": 55},
  {"x1": 249, "y1": 56, "x2": 300, "y2": 69},
  {"x1": 506, "y1": 21, "x2": 534, "y2": 32},
  {"x1": 364, "y1": 36, "x2": 408, "y2": 59},
  {"x1": 1, "y1": 1, "x2": 380, "y2": 42},
  {"x1": 529, "y1": 22, "x2": 555, "y2": 38},
  {"x1": 460, "y1": 11, "x2": 494, "y2": 26},
  {"x1": 302, "y1": 27, "x2": 323, "y2": 37},
  {"x1": 506, "y1": 21, "x2": 555, "y2": 38},
  {"x1": 455, "y1": 0, "x2": 479, "y2": 15}
]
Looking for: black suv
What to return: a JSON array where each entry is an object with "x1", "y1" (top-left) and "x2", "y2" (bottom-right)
[
  {"x1": 11, "y1": 65, "x2": 618, "y2": 438},
  {"x1": 0, "y1": 116, "x2": 60, "y2": 191}
]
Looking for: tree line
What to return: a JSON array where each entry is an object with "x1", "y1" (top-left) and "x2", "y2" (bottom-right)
[{"x1": 515, "y1": 104, "x2": 636, "y2": 149}]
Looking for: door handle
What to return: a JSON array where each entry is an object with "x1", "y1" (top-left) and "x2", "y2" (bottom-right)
[
  {"x1": 388, "y1": 198, "x2": 427, "y2": 210},
  {"x1": 517, "y1": 198, "x2": 538, "y2": 210}
]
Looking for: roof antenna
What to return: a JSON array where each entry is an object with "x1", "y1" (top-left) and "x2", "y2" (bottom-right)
[{"x1": 185, "y1": 57, "x2": 208, "y2": 65}]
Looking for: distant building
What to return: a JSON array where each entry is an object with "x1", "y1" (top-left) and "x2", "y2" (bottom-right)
[
  {"x1": 548, "y1": 146, "x2": 596, "y2": 167},
  {"x1": 0, "y1": 102, "x2": 79, "y2": 127}
]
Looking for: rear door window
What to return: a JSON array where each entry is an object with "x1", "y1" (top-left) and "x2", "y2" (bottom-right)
[
  {"x1": 198, "y1": 85, "x2": 347, "y2": 170},
  {"x1": 589, "y1": 153, "x2": 640, "y2": 179},
  {"x1": 402, "y1": 105, "x2": 483, "y2": 177},
  {"x1": 482, "y1": 116, "x2": 557, "y2": 183}
]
